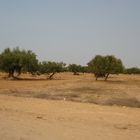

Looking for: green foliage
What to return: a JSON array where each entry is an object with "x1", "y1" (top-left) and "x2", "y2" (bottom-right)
[
  {"x1": 1, "y1": 47, "x2": 134, "y2": 81},
  {"x1": 81, "y1": 66, "x2": 90, "y2": 73},
  {"x1": 68, "y1": 64, "x2": 86, "y2": 75},
  {"x1": 68, "y1": 64, "x2": 80, "y2": 75},
  {"x1": 124, "y1": 67, "x2": 140, "y2": 74},
  {"x1": 88, "y1": 55, "x2": 124, "y2": 80},
  {"x1": 0, "y1": 47, "x2": 38, "y2": 77},
  {"x1": 21, "y1": 50, "x2": 38, "y2": 74},
  {"x1": 104, "y1": 55, "x2": 124, "y2": 74},
  {"x1": 39, "y1": 61, "x2": 66, "y2": 79},
  {"x1": 88, "y1": 55, "x2": 106, "y2": 74}
]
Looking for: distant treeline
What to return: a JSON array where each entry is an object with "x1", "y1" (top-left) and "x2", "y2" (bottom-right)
[
  {"x1": 124, "y1": 67, "x2": 140, "y2": 74},
  {"x1": 0, "y1": 48, "x2": 139, "y2": 80}
]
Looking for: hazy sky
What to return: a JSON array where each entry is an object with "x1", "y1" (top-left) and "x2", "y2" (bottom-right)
[{"x1": 0, "y1": 0, "x2": 140, "y2": 67}]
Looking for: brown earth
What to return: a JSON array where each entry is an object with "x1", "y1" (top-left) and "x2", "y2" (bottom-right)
[
  {"x1": 0, "y1": 73, "x2": 140, "y2": 140},
  {"x1": 0, "y1": 72, "x2": 140, "y2": 107},
  {"x1": 0, "y1": 95, "x2": 140, "y2": 140}
]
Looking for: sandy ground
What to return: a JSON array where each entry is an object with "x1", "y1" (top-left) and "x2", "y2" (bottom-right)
[
  {"x1": 0, "y1": 95, "x2": 140, "y2": 140},
  {"x1": 0, "y1": 73, "x2": 140, "y2": 107},
  {"x1": 0, "y1": 73, "x2": 140, "y2": 140}
]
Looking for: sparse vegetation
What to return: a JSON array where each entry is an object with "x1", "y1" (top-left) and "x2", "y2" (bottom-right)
[{"x1": 0, "y1": 48, "x2": 139, "y2": 82}]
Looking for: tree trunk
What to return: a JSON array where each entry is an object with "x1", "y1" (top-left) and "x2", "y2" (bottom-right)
[
  {"x1": 8, "y1": 72, "x2": 12, "y2": 78},
  {"x1": 105, "y1": 73, "x2": 109, "y2": 81},
  {"x1": 48, "y1": 72, "x2": 55, "y2": 80},
  {"x1": 73, "y1": 72, "x2": 79, "y2": 75},
  {"x1": 94, "y1": 73, "x2": 98, "y2": 80},
  {"x1": 95, "y1": 76, "x2": 98, "y2": 80},
  {"x1": 17, "y1": 66, "x2": 22, "y2": 76},
  {"x1": 8, "y1": 69, "x2": 14, "y2": 77}
]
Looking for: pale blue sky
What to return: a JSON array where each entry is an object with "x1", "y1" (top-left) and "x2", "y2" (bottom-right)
[{"x1": 0, "y1": 0, "x2": 140, "y2": 67}]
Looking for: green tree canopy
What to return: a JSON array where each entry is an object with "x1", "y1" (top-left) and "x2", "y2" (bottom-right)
[
  {"x1": 124, "y1": 67, "x2": 140, "y2": 74},
  {"x1": 0, "y1": 47, "x2": 38, "y2": 78},
  {"x1": 68, "y1": 64, "x2": 87, "y2": 75},
  {"x1": 68, "y1": 64, "x2": 81, "y2": 75},
  {"x1": 88, "y1": 55, "x2": 124, "y2": 80},
  {"x1": 39, "y1": 61, "x2": 66, "y2": 79}
]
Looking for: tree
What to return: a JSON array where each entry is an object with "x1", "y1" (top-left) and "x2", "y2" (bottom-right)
[
  {"x1": 124, "y1": 67, "x2": 140, "y2": 74},
  {"x1": 0, "y1": 47, "x2": 38, "y2": 78},
  {"x1": 21, "y1": 50, "x2": 38, "y2": 74},
  {"x1": 68, "y1": 64, "x2": 87, "y2": 75},
  {"x1": 39, "y1": 61, "x2": 66, "y2": 79},
  {"x1": 68, "y1": 64, "x2": 80, "y2": 75},
  {"x1": 88, "y1": 55, "x2": 124, "y2": 80}
]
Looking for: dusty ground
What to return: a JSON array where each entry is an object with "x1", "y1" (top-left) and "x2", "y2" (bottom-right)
[
  {"x1": 0, "y1": 73, "x2": 140, "y2": 140},
  {"x1": 0, "y1": 95, "x2": 140, "y2": 140},
  {"x1": 0, "y1": 72, "x2": 140, "y2": 107}
]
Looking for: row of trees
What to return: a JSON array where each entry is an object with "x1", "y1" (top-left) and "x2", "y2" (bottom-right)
[
  {"x1": 124, "y1": 67, "x2": 140, "y2": 74},
  {"x1": 0, "y1": 48, "x2": 139, "y2": 80}
]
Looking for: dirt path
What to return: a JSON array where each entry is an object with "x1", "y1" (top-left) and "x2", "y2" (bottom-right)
[{"x1": 0, "y1": 95, "x2": 140, "y2": 140}]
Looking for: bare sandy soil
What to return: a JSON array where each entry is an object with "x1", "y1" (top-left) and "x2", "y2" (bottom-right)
[
  {"x1": 0, "y1": 73, "x2": 140, "y2": 140},
  {"x1": 0, "y1": 95, "x2": 140, "y2": 140},
  {"x1": 0, "y1": 72, "x2": 140, "y2": 107}
]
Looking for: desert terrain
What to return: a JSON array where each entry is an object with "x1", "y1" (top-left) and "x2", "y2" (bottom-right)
[{"x1": 0, "y1": 73, "x2": 140, "y2": 140}]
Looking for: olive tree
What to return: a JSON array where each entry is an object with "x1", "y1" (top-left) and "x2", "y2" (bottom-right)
[
  {"x1": 68, "y1": 64, "x2": 80, "y2": 75},
  {"x1": 124, "y1": 67, "x2": 140, "y2": 74},
  {"x1": 68, "y1": 64, "x2": 88, "y2": 75},
  {"x1": 88, "y1": 55, "x2": 124, "y2": 80},
  {"x1": 39, "y1": 61, "x2": 66, "y2": 79},
  {"x1": 0, "y1": 47, "x2": 38, "y2": 78}
]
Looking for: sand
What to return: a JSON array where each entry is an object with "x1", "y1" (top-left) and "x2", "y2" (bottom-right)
[
  {"x1": 0, "y1": 95, "x2": 140, "y2": 140},
  {"x1": 0, "y1": 73, "x2": 140, "y2": 140},
  {"x1": 0, "y1": 73, "x2": 140, "y2": 107}
]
